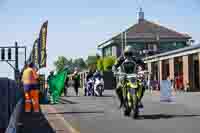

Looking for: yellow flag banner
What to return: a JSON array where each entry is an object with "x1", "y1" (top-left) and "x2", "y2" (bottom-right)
[
  {"x1": 38, "y1": 20, "x2": 48, "y2": 68},
  {"x1": 34, "y1": 38, "x2": 39, "y2": 67}
]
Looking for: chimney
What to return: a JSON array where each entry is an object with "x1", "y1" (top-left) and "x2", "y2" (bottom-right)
[{"x1": 138, "y1": 8, "x2": 144, "y2": 23}]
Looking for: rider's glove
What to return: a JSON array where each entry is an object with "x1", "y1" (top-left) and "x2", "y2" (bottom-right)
[{"x1": 112, "y1": 65, "x2": 115, "y2": 71}]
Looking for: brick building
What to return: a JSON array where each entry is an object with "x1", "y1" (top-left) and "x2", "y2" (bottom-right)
[
  {"x1": 144, "y1": 44, "x2": 200, "y2": 92},
  {"x1": 98, "y1": 8, "x2": 191, "y2": 58}
]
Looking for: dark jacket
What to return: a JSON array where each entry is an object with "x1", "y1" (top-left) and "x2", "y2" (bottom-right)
[
  {"x1": 86, "y1": 71, "x2": 94, "y2": 81},
  {"x1": 114, "y1": 56, "x2": 145, "y2": 72}
]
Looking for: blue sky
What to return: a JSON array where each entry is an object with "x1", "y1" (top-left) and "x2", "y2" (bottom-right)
[{"x1": 0, "y1": 0, "x2": 200, "y2": 78}]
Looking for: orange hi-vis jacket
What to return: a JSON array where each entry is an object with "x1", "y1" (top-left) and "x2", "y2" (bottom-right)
[{"x1": 22, "y1": 67, "x2": 39, "y2": 85}]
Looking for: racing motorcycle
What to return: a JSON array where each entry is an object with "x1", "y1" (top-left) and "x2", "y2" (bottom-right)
[
  {"x1": 115, "y1": 72, "x2": 142, "y2": 118},
  {"x1": 85, "y1": 78, "x2": 95, "y2": 96},
  {"x1": 94, "y1": 77, "x2": 104, "y2": 96},
  {"x1": 114, "y1": 61, "x2": 148, "y2": 118}
]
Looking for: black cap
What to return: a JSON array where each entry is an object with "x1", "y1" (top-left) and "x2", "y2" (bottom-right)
[{"x1": 28, "y1": 62, "x2": 34, "y2": 68}]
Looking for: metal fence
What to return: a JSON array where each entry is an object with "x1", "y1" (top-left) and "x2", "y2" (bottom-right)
[{"x1": 0, "y1": 78, "x2": 23, "y2": 132}]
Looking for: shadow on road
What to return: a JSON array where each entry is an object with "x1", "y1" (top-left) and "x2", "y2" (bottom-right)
[
  {"x1": 47, "y1": 111, "x2": 105, "y2": 115},
  {"x1": 17, "y1": 110, "x2": 55, "y2": 133},
  {"x1": 99, "y1": 95, "x2": 114, "y2": 97},
  {"x1": 139, "y1": 114, "x2": 200, "y2": 120},
  {"x1": 62, "y1": 95, "x2": 114, "y2": 98},
  {"x1": 59, "y1": 98, "x2": 78, "y2": 104}
]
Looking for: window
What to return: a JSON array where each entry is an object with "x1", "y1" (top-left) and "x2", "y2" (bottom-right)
[
  {"x1": 112, "y1": 46, "x2": 117, "y2": 57},
  {"x1": 158, "y1": 42, "x2": 187, "y2": 53},
  {"x1": 104, "y1": 47, "x2": 112, "y2": 56},
  {"x1": 148, "y1": 44, "x2": 157, "y2": 52},
  {"x1": 127, "y1": 43, "x2": 145, "y2": 51}
]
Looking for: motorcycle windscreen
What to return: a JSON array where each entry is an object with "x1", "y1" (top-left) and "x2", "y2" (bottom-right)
[{"x1": 121, "y1": 61, "x2": 137, "y2": 74}]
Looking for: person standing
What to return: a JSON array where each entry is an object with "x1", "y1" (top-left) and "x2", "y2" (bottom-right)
[
  {"x1": 47, "y1": 71, "x2": 55, "y2": 103},
  {"x1": 63, "y1": 76, "x2": 69, "y2": 96},
  {"x1": 72, "y1": 67, "x2": 80, "y2": 96},
  {"x1": 22, "y1": 62, "x2": 40, "y2": 113}
]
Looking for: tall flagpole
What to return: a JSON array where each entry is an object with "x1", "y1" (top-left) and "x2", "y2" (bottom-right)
[
  {"x1": 125, "y1": 31, "x2": 127, "y2": 49},
  {"x1": 121, "y1": 32, "x2": 124, "y2": 56}
]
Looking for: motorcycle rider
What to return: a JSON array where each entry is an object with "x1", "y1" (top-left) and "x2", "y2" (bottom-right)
[
  {"x1": 93, "y1": 70, "x2": 104, "y2": 95},
  {"x1": 93, "y1": 70, "x2": 103, "y2": 81},
  {"x1": 85, "y1": 69, "x2": 95, "y2": 95},
  {"x1": 86, "y1": 69, "x2": 95, "y2": 82},
  {"x1": 113, "y1": 46, "x2": 146, "y2": 109}
]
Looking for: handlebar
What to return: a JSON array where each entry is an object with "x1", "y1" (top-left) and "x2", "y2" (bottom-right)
[
  {"x1": 113, "y1": 70, "x2": 150, "y2": 79},
  {"x1": 114, "y1": 72, "x2": 137, "y2": 78}
]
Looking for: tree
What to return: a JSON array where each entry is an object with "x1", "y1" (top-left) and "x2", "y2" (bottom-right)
[
  {"x1": 54, "y1": 56, "x2": 68, "y2": 72},
  {"x1": 73, "y1": 58, "x2": 87, "y2": 70},
  {"x1": 86, "y1": 56, "x2": 98, "y2": 66},
  {"x1": 97, "y1": 58, "x2": 104, "y2": 72},
  {"x1": 86, "y1": 55, "x2": 98, "y2": 72},
  {"x1": 54, "y1": 56, "x2": 88, "y2": 73},
  {"x1": 103, "y1": 56, "x2": 116, "y2": 71}
]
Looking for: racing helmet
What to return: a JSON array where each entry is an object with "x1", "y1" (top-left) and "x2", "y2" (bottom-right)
[{"x1": 124, "y1": 46, "x2": 133, "y2": 57}]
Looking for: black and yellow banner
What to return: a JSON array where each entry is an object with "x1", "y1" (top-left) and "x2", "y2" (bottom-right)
[
  {"x1": 34, "y1": 38, "x2": 39, "y2": 67},
  {"x1": 28, "y1": 38, "x2": 39, "y2": 68},
  {"x1": 38, "y1": 20, "x2": 48, "y2": 68},
  {"x1": 27, "y1": 20, "x2": 48, "y2": 69}
]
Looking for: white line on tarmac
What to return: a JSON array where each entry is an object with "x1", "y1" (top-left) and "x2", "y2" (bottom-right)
[{"x1": 41, "y1": 105, "x2": 80, "y2": 133}]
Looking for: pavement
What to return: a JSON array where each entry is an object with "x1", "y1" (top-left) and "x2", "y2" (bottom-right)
[
  {"x1": 17, "y1": 105, "x2": 55, "y2": 133},
  {"x1": 17, "y1": 88, "x2": 200, "y2": 133}
]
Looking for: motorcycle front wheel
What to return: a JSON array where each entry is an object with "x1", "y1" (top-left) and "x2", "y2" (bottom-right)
[
  {"x1": 123, "y1": 97, "x2": 131, "y2": 116},
  {"x1": 132, "y1": 92, "x2": 139, "y2": 119},
  {"x1": 98, "y1": 85, "x2": 103, "y2": 96}
]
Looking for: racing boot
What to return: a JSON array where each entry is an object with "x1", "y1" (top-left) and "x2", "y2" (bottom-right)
[
  {"x1": 138, "y1": 101, "x2": 144, "y2": 112},
  {"x1": 119, "y1": 97, "x2": 124, "y2": 108},
  {"x1": 116, "y1": 88, "x2": 123, "y2": 108}
]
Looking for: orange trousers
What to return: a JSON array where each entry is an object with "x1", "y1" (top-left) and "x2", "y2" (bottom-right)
[{"x1": 24, "y1": 89, "x2": 40, "y2": 112}]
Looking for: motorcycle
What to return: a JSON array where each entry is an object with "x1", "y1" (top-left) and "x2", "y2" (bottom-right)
[
  {"x1": 115, "y1": 72, "x2": 143, "y2": 119},
  {"x1": 94, "y1": 77, "x2": 104, "y2": 96},
  {"x1": 85, "y1": 78, "x2": 95, "y2": 96}
]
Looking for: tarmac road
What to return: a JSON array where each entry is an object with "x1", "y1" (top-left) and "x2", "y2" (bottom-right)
[{"x1": 49, "y1": 89, "x2": 200, "y2": 133}]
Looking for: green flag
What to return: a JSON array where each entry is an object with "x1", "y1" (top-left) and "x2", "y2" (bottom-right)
[{"x1": 48, "y1": 68, "x2": 69, "y2": 103}]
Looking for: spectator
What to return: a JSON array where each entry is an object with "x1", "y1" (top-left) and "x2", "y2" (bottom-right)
[
  {"x1": 63, "y1": 75, "x2": 69, "y2": 96},
  {"x1": 21, "y1": 62, "x2": 40, "y2": 113},
  {"x1": 72, "y1": 67, "x2": 80, "y2": 96}
]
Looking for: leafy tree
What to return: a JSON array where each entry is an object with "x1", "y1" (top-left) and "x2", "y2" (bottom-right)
[
  {"x1": 97, "y1": 58, "x2": 104, "y2": 72},
  {"x1": 73, "y1": 58, "x2": 87, "y2": 70},
  {"x1": 86, "y1": 56, "x2": 97, "y2": 72},
  {"x1": 86, "y1": 56, "x2": 98, "y2": 66},
  {"x1": 103, "y1": 56, "x2": 116, "y2": 71},
  {"x1": 85, "y1": 55, "x2": 116, "y2": 72},
  {"x1": 54, "y1": 56, "x2": 68, "y2": 72},
  {"x1": 54, "y1": 56, "x2": 88, "y2": 73}
]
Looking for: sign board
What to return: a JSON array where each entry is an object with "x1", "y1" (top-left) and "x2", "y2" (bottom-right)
[{"x1": 160, "y1": 80, "x2": 174, "y2": 102}]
